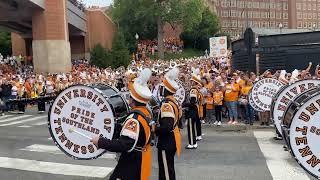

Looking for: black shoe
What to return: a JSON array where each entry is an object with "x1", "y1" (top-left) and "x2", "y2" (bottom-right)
[
  {"x1": 274, "y1": 136, "x2": 283, "y2": 140},
  {"x1": 260, "y1": 122, "x2": 265, "y2": 126},
  {"x1": 250, "y1": 123, "x2": 253, "y2": 126}
]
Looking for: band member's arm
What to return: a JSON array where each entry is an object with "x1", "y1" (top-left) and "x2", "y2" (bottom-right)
[
  {"x1": 305, "y1": 62, "x2": 312, "y2": 72},
  {"x1": 96, "y1": 119, "x2": 139, "y2": 153}
]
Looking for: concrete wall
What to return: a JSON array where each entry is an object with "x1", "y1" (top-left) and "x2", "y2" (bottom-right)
[
  {"x1": 11, "y1": 33, "x2": 26, "y2": 56},
  {"x1": 85, "y1": 9, "x2": 116, "y2": 54}
]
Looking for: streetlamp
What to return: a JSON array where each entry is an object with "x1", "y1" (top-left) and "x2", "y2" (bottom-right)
[
  {"x1": 279, "y1": 23, "x2": 283, "y2": 34},
  {"x1": 135, "y1": 33, "x2": 139, "y2": 61}
]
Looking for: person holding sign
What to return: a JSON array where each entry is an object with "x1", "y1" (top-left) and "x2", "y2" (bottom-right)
[{"x1": 91, "y1": 68, "x2": 153, "y2": 180}]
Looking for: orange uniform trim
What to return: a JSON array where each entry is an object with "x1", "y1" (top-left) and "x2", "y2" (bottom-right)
[
  {"x1": 162, "y1": 78, "x2": 177, "y2": 93},
  {"x1": 132, "y1": 107, "x2": 152, "y2": 180},
  {"x1": 166, "y1": 96, "x2": 182, "y2": 158}
]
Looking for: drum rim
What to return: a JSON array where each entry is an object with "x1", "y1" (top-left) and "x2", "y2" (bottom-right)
[
  {"x1": 282, "y1": 90, "x2": 320, "y2": 179},
  {"x1": 48, "y1": 84, "x2": 113, "y2": 160},
  {"x1": 272, "y1": 79, "x2": 320, "y2": 134},
  {"x1": 248, "y1": 89, "x2": 264, "y2": 112}
]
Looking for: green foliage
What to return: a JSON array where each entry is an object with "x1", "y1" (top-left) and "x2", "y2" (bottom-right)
[
  {"x1": 90, "y1": 32, "x2": 130, "y2": 69},
  {"x1": 109, "y1": 32, "x2": 130, "y2": 68},
  {"x1": 181, "y1": 7, "x2": 220, "y2": 50},
  {"x1": 111, "y1": 0, "x2": 206, "y2": 54},
  {"x1": 0, "y1": 31, "x2": 12, "y2": 56},
  {"x1": 90, "y1": 44, "x2": 110, "y2": 68}
]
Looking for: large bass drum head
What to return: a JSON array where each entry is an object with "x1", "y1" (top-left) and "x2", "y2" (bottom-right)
[
  {"x1": 281, "y1": 88, "x2": 319, "y2": 149},
  {"x1": 286, "y1": 90, "x2": 320, "y2": 179},
  {"x1": 49, "y1": 85, "x2": 115, "y2": 160},
  {"x1": 250, "y1": 78, "x2": 285, "y2": 112},
  {"x1": 272, "y1": 80, "x2": 320, "y2": 136}
]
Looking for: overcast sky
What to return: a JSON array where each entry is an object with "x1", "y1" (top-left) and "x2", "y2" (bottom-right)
[{"x1": 82, "y1": 0, "x2": 113, "y2": 7}]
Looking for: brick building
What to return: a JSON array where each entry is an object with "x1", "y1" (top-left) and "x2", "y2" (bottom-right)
[{"x1": 207, "y1": 0, "x2": 320, "y2": 37}]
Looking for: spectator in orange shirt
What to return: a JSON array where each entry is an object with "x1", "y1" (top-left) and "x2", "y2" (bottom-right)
[
  {"x1": 213, "y1": 86, "x2": 223, "y2": 126},
  {"x1": 205, "y1": 91, "x2": 214, "y2": 124},
  {"x1": 224, "y1": 76, "x2": 240, "y2": 125}
]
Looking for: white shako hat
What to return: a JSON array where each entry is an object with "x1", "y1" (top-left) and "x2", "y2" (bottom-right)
[
  {"x1": 190, "y1": 67, "x2": 202, "y2": 86},
  {"x1": 162, "y1": 67, "x2": 180, "y2": 94},
  {"x1": 129, "y1": 68, "x2": 153, "y2": 104}
]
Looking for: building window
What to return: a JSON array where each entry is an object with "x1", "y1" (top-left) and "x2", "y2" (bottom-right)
[
  {"x1": 270, "y1": 2, "x2": 275, "y2": 9},
  {"x1": 308, "y1": 13, "x2": 313, "y2": 19},
  {"x1": 304, "y1": 22, "x2": 308, "y2": 28},
  {"x1": 283, "y1": 13, "x2": 288, "y2": 19},
  {"x1": 304, "y1": 13, "x2": 308, "y2": 19},
  {"x1": 248, "y1": 11, "x2": 253, "y2": 18},
  {"x1": 276, "y1": 12, "x2": 281, "y2": 19},
  {"x1": 270, "y1": 11, "x2": 275, "y2": 19},
  {"x1": 231, "y1": 0, "x2": 237, "y2": 7},
  {"x1": 276, "y1": 3, "x2": 281, "y2": 10},
  {"x1": 308, "y1": 4, "x2": 312, "y2": 10},
  {"x1": 298, "y1": 21, "x2": 303, "y2": 28},
  {"x1": 283, "y1": 3, "x2": 288, "y2": 10},
  {"x1": 232, "y1": 20, "x2": 237, "y2": 27},
  {"x1": 303, "y1": 3, "x2": 307, "y2": 10},
  {"x1": 247, "y1": 2, "x2": 252, "y2": 8},
  {"x1": 297, "y1": 3, "x2": 301, "y2": 10},
  {"x1": 260, "y1": 2, "x2": 265, "y2": 9},
  {"x1": 230, "y1": 10, "x2": 236, "y2": 17},
  {"x1": 297, "y1": 12, "x2": 302, "y2": 19},
  {"x1": 283, "y1": 22, "x2": 288, "y2": 28},
  {"x1": 309, "y1": 22, "x2": 313, "y2": 28},
  {"x1": 314, "y1": 13, "x2": 317, "y2": 19}
]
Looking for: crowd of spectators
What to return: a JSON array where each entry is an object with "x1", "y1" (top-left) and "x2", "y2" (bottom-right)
[{"x1": 1, "y1": 50, "x2": 319, "y2": 127}]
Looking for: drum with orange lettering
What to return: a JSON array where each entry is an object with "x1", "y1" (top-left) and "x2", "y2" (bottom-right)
[
  {"x1": 48, "y1": 84, "x2": 129, "y2": 160},
  {"x1": 282, "y1": 86, "x2": 320, "y2": 179}
]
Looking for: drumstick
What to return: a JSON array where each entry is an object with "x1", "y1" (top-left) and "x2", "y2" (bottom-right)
[{"x1": 68, "y1": 128, "x2": 92, "y2": 140}]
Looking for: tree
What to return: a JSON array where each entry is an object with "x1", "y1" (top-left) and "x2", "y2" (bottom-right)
[
  {"x1": 181, "y1": 7, "x2": 220, "y2": 50},
  {"x1": 0, "y1": 31, "x2": 12, "y2": 56},
  {"x1": 111, "y1": 0, "x2": 205, "y2": 59},
  {"x1": 109, "y1": 32, "x2": 130, "y2": 69},
  {"x1": 90, "y1": 32, "x2": 130, "y2": 69},
  {"x1": 90, "y1": 44, "x2": 110, "y2": 68}
]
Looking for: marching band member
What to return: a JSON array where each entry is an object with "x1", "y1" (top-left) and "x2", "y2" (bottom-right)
[
  {"x1": 91, "y1": 68, "x2": 153, "y2": 180},
  {"x1": 184, "y1": 88, "x2": 199, "y2": 149},
  {"x1": 36, "y1": 79, "x2": 46, "y2": 113},
  {"x1": 190, "y1": 68, "x2": 204, "y2": 141},
  {"x1": 156, "y1": 68, "x2": 182, "y2": 180}
]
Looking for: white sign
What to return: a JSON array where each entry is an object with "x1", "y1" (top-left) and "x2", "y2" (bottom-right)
[
  {"x1": 49, "y1": 85, "x2": 115, "y2": 160},
  {"x1": 209, "y1": 36, "x2": 227, "y2": 57}
]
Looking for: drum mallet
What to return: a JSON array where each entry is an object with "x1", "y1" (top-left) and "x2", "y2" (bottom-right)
[{"x1": 69, "y1": 128, "x2": 92, "y2": 140}]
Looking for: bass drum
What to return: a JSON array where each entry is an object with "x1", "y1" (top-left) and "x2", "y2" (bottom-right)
[
  {"x1": 91, "y1": 84, "x2": 130, "y2": 124},
  {"x1": 48, "y1": 84, "x2": 129, "y2": 160},
  {"x1": 271, "y1": 79, "x2": 320, "y2": 136},
  {"x1": 282, "y1": 87, "x2": 320, "y2": 179}
]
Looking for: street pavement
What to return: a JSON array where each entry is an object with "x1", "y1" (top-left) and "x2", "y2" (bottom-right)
[{"x1": 0, "y1": 107, "x2": 316, "y2": 180}]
